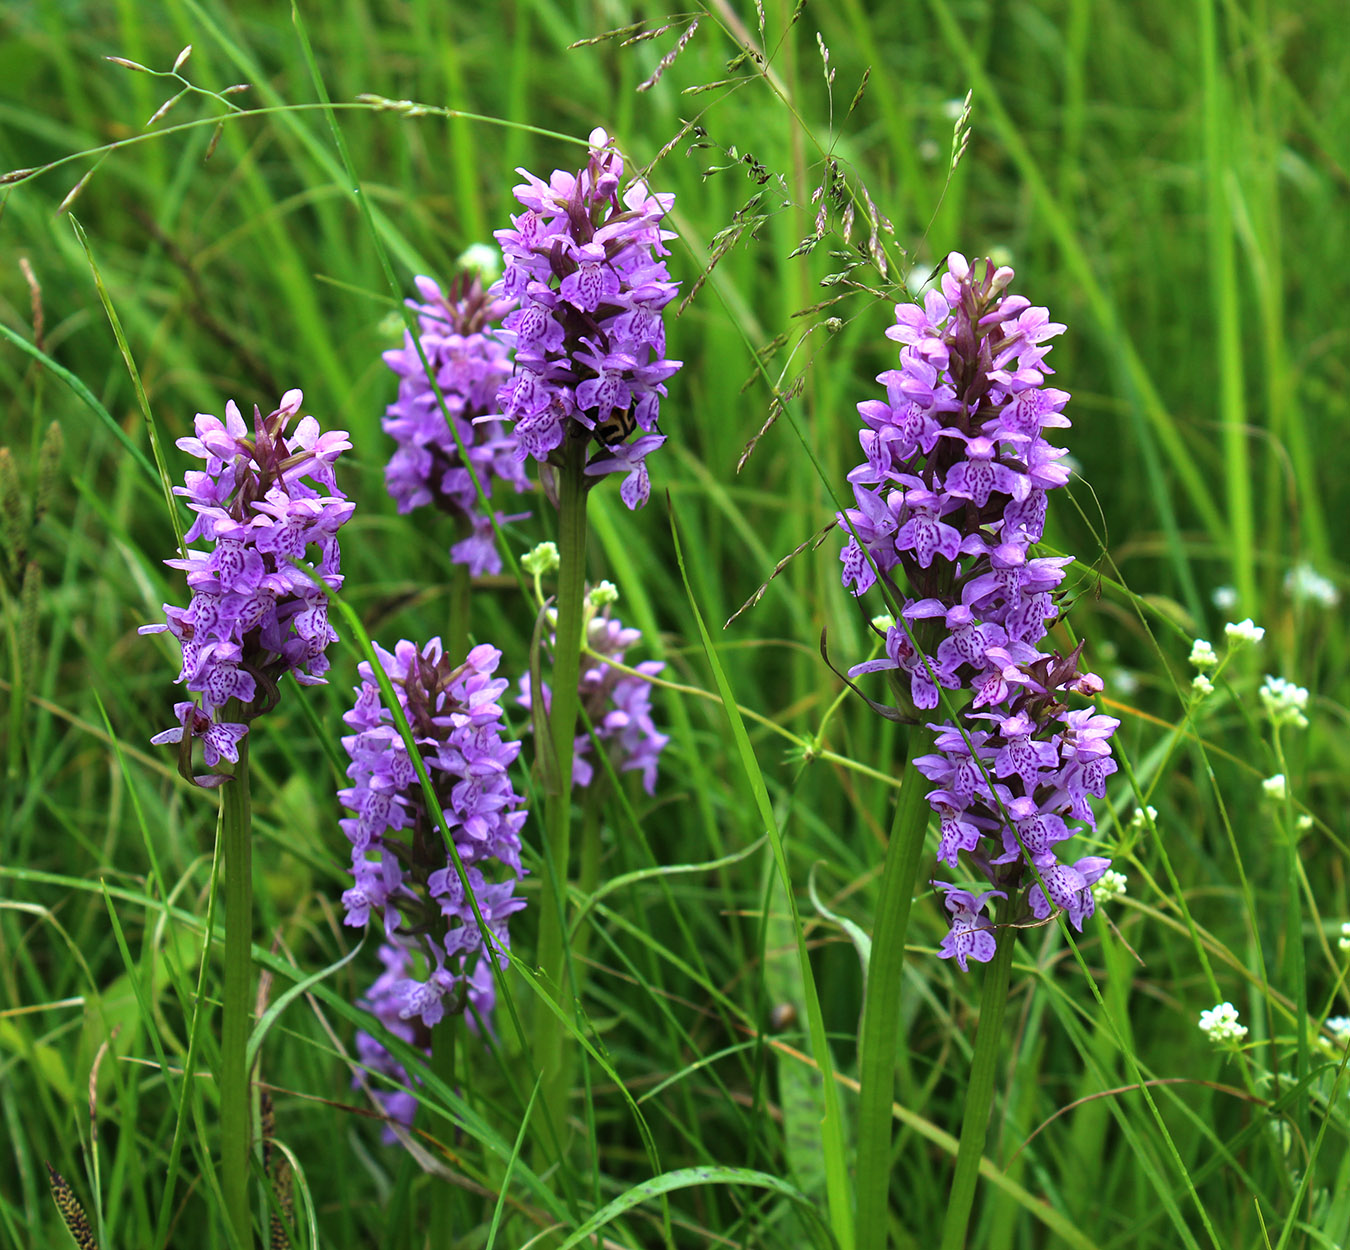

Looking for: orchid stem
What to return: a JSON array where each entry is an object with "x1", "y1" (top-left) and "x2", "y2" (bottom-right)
[
  {"x1": 535, "y1": 435, "x2": 589, "y2": 1160},
  {"x1": 939, "y1": 899, "x2": 1017, "y2": 1250},
  {"x1": 855, "y1": 746, "x2": 931, "y2": 1250},
  {"x1": 220, "y1": 734, "x2": 254, "y2": 1249}
]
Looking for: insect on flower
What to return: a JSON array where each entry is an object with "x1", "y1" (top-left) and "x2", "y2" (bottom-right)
[{"x1": 594, "y1": 405, "x2": 639, "y2": 447}]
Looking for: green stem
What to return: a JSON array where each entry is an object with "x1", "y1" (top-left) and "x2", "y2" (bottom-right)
[
  {"x1": 430, "y1": 1023, "x2": 459, "y2": 1236},
  {"x1": 574, "y1": 799, "x2": 603, "y2": 972},
  {"x1": 855, "y1": 746, "x2": 931, "y2": 1250},
  {"x1": 1275, "y1": 734, "x2": 1308, "y2": 1141},
  {"x1": 447, "y1": 556, "x2": 472, "y2": 661},
  {"x1": 939, "y1": 897, "x2": 1018, "y2": 1250},
  {"x1": 220, "y1": 735, "x2": 254, "y2": 1249},
  {"x1": 535, "y1": 435, "x2": 590, "y2": 1157}
]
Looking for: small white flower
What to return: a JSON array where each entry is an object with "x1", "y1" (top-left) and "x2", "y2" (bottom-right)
[
  {"x1": 1092, "y1": 869, "x2": 1128, "y2": 903},
  {"x1": 522, "y1": 541, "x2": 560, "y2": 576},
  {"x1": 1128, "y1": 806, "x2": 1157, "y2": 831},
  {"x1": 1192, "y1": 673, "x2": 1215, "y2": 696},
  {"x1": 1259, "y1": 675, "x2": 1310, "y2": 730},
  {"x1": 1199, "y1": 1001, "x2": 1248, "y2": 1044},
  {"x1": 1325, "y1": 1016, "x2": 1350, "y2": 1047},
  {"x1": 1189, "y1": 639, "x2": 1218, "y2": 671},
  {"x1": 917, "y1": 138, "x2": 940, "y2": 164},
  {"x1": 1212, "y1": 585, "x2": 1239, "y2": 612},
  {"x1": 1296, "y1": 813, "x2": 1313, "y2": 832},
  {"x1": 940, "y1": 96, "x2": 967, "y2": 120},
  {"x1": 1339, "y1": 922, "x2": 1350, "y2": 953},
  {"x1": 870, "y1": 612, "x2": 896, "y2": 632},
  {"x1": 587, "y1": 580, "x2": 619, "y2": 608},
  {"x1": 1113, "y1": 668, "x2": 1140, "y2": 696},
  {"x1": 1284, "y1": 562, "x2": 1340, "y2": 608},
  {"x1": 1224, "y1": 618, "x2": 1266, "y2": 647},
  {"x1": 1262, "y1": 774, "x2": 1288, "y2": 802}
]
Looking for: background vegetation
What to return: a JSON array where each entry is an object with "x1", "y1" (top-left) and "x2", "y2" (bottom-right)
[{"x1": 2, "y1": 0, "x2": 1348, "y2": 1246}]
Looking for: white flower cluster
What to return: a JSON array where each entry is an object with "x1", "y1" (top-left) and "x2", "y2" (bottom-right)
[
  {"x1": 1189, "y1": 639, "x2": 1218, "y2": 670},
  {"x1": 1128, "y1": 806, "x2": 1157, "y2": 831},
  {"x1": 522, "y1": 540, "x2": 560, "y2": 576},
  {"x1": 1199, "y1": 1001, "x2": 1248, "y2": 1044},
  {"x1": 587, "y1": 580, "x2": 619, "y2": 608},
  {"x1": 1224, "y1": 618, "x2": 1265, "y2": 647},
  {"x1": 1259, "y1": 675, "x2": 1310, "y2": 730},
  {"x1": 1284, "y1": 562, "x2": 1340, "y2": 608},
  {"x1": 1339, "y1": 922, "x2": 1350, "y2": 954},
  {"x1": 1091, "y1": 869, "x2": 1128, "y2": 904},
  {"x1": 1262, "y1": 774, "x2": 1288, "y2": 802},
  {"x1": 1325, "y1": 1016, "x2": 1350, "y2": 1048}
]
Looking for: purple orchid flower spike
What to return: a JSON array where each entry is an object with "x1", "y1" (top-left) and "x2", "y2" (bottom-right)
[
  {"x1": 838, "y1": 255, "x2": 1119, "y2": 962},
  {"x1": 517, "y1": 584, "x2": 668, "y2": 794},
  {"x1": 381, "y1": 271, "x2": 530, "y2": 576},
  {"x1": 493, "y1": 128, "x2": 682, "y2": 509},
  {"x1": 339, "y1": 639, "x2": 527, "y2": 1034},
  {"x1": 141, "y1": 390, "x2": 354, "y2": 785}
]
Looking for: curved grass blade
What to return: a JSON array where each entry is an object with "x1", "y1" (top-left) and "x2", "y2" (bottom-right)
[
  {"x1": 554, "y1": 1165, "x2": 839, "y2": 1250},
  {"x1": 669, "y1": 496, "x2": 853, "y2": 1250}
]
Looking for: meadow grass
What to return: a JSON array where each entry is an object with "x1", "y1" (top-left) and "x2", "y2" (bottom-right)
[{"x1": 2, "y1": 1, "x2": 1349, "y2": 1247}]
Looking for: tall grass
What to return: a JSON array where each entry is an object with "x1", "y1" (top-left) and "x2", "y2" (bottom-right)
[{"x1": 2, "y1": 1, "x2": 1349, "y2": 1247}]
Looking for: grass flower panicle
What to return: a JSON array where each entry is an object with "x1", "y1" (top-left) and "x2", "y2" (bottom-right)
[
  {"x1": 140, "y1": 389, "x2": 354, "y2": 785},
  {"x1": 838, "y1": 254, "x2": 1118, "y2": 966},
  {"x1": 493, "y1": 128, "x2": 682, "y2": 508},
  {"x1": 382, "y1": 272, "x2": 529, "y2": 575},
  {"x1": 339, "y1": 639, "x2": 527, "y2": 1031}
]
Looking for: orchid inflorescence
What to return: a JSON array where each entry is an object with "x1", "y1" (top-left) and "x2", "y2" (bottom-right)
[
  {"x1": 382, "y1": 272, "x2": 529, "y2": 575},
  {"x1": 141, "y1": 389, "x2": 353, "y2": 786},
  {"x1": 494, "y1": 128, "x2": 682, "y2": 509},
  {"x1": 838, "y1": 254, "x2": 1118, "y2": 968},
  {"x1": 517, "y1": 578, "x2": 669, "y2": 795},
  {"x1": 339, "y1": 638, "x2": 527, "y2": 1031}
]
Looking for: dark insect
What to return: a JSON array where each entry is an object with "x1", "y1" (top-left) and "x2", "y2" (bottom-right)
[{"x1": 594, "y1": 406, "x2": 637, "y2": 447}]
